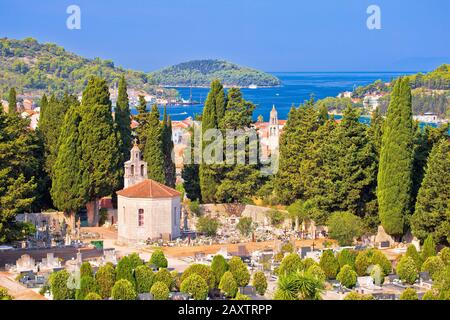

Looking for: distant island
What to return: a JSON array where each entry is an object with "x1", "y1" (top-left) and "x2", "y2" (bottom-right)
[{"x1": 148, "y1": 59, "x2": 281, "y2": 88}]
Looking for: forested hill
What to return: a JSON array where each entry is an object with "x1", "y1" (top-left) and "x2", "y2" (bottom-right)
[
  {"x1": 0, "y1": 37, "x2": 170, "y2": 97},
  {"x1": 148, "y1": 59, "x2": 281, "y2": 87}
]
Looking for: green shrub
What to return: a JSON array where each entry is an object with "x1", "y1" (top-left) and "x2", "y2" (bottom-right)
[
  {"x1": 0, "y1": 287, "x2": 12, "y2": 300},
  {"x1": 180, "y1": 274, "x2": 209, "y2": 300},
  {"x1": 302, "y1": 258, "x2": 318, "y2": 270},
  {"x1": 149, "y1": 250, "x2": 168, "y2": 269},
  {"x1": 76, "y1": 276, "x2": 98, "y2": 300},
  {"x1": 337, "y1": 249, "x2": 357, "y2": 270},
  {"x1": 369, "y1": 264, "x2": 385, "y2": 286},
  {"x1": 252, "y1": 272, "x2": 268, "y2": 295},
  {"x1": 405, "y1": 244, "x2": 422, "y2": 270},
  {"x1": 371, "y1": 250, "x2": 392, "y2": 275},
  {"x1": 400, "y1": 288, "x2": 418, "y2": 300},
  {"x1": 188, "y1": 200, "x2": 201, "y2": 216},
  {"x1": 439, "y1": 247, "x2": 450, "y2": 265},
  {"x1": 319, "y1": 250, "x2": 340, "y2": 279},
  {"x1": 327, "y1": 212, "x2": 363, "y2": 246},
  {"x1": 196, "y1": 216, "x2": 220, "y2": 236},
  {"x1": 135, "y1": 265, "x2": 154, "y2": 293},
  {"x1": 306, "y1": 264, "x2": 326, "y2": 283},
  {"x1": 84, "y1": 292, "x2": 102, "y2": 300},
  {"x1": 150, "y1": 281, "x2": 170, "y2": 300},
  {"x1": 181, "y1": 264, "x2": 215, "y2": 289},
  {"x1": 211, "y1": 255, "x2": 228, "y2": 287},
  {"x1": 278, "y1": 253, "x2": 303, "y2": 276},
  {"x1": 95, "y1": 263, "x2": 116, "y2": 299},
  {"x1": 116, "y1": 255, "x2": 139, "y2": 287},
  {"x1": 50, "y1": 270, "x2": 73, "y2": 300},
  {"x1": 228, "y1": 257, "x2": 250, "y2": 287},
  {"x1": 236, "y1": 217, "x2": 253, "y2": 237},
  {"x1": 396, "y1": 256, "x2": 418, "y2": 285},
  {"x1": 171, "y1": 271, "x2": 181, "y2": 291},
  {"x1": 422, "y1": 290, "x2": 439, "y2": 300},
  {"x1": 111, "y1": 279, "x2": 136, "y2": 300},
  {"x1": 219, "y1": 271, "x2": 238, "y2": 298},
  {"x1": 421, "y1": 235, "x2": 436, "y2": 262},
  {"x1": 336, "y1": 265, "x2": 357, "y2": 288},
  {"x1": 344, "y1": 292, "x2": 374, "y2": 300},
  {"x1": 154, "y1": 268, "x2": 174, "y2": 290},
  {"x1": 233, "y1": 292, "x2": 250, "y2": 300},
  {"x1": 80, "y1": 262, "x2": 93, "y2": 278},
  {"x1": 267, "y1": 210, "x2": 285, "y2": 227},
  {"x1": 355, "y1": 251, "x2": 371, "y2": 276},
  {"x1": 422, "y1": 256, "x2": 445, "y2": 280},
  {"x1": 281, "y1": 242, "x2": 294, "y2": 254}
]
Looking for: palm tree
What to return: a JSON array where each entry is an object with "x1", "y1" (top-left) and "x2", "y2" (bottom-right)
[{"x1": 274, "y1": 271, "x2": 324, "y2": 300}]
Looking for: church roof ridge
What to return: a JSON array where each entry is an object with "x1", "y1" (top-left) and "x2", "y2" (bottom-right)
[{"x1": 117, "y1": 179, "x2": 180, "y2": 199}]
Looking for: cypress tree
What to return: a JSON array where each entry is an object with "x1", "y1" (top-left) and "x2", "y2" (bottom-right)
[
  {"x1": 51, "y1": 105, "x2": 86, "y2": 226},
  {"x1": 143, "y1": 104, "x2": 165, "y2": 183},
  {"x1": 199, "y1": 80, "x2": 226, "y2": 203},
  {"x1": 135, "y1": 95, "x2": 149, "y2": 150},
  {"x1": 377, "y1": 78, "x2": 414, "y2": 236},
  {"x1": 162, "y1": 108, "x2": 176, "y2": 187},
  {"x1": 8, "y1": 87, "x2": 17, "y2": 114},
  {"x1": 369, "y1": 106, "x2": 384, "y2": 157},
  {"x1": 275, "y1": 102, "x2": 320, "y2": 204},
  {"x1": 182, "y1": 124, "x2": 202, "y2": 201},
  {"x1": 411, "y1": 139, "x2": 450, "y2": 245},
  {"x1": 79, "y1": 77, "x2": 121, "y2": 225},
  {"x1": 115, "y1": 75, "x2": 132, "y2": 166}
]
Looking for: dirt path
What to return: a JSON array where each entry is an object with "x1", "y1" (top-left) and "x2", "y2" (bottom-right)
[{"x1": 0, "y1": 272, "x2": 46, "y2": 300}]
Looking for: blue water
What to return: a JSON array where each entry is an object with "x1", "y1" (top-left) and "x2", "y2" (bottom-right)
[{"x1": 133, "y1": 72, "x2": 417, "y2": 121}]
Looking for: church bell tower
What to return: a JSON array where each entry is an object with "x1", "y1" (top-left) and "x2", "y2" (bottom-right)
[{"x1": 124, "y1": 140, "x2": 148, "y2": 188}]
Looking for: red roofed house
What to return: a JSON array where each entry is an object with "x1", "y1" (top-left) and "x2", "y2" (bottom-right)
[{"x1": 116, "y1": 142, "x2": 182, "y2": 244}]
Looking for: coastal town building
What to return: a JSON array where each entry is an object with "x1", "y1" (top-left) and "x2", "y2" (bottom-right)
[{"x1": 116, "y1": 143, "x2": 182, "y2": 245}]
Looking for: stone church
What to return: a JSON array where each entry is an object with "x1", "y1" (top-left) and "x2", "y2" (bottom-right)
[{"x1": 116, "y1": 142, "x2": 181, "y2": 245}]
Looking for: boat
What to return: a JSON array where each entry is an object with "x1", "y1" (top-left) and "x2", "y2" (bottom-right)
[{"x1": 248, "y1": 84, "x2": 258, "y2": 89}]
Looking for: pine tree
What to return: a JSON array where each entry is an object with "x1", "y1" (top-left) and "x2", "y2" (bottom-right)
[
  {"x1": 214, "y1": 88, "x2": 261, "y2": 203},
  {"x1": 143, "y1": 105, "x2": 165, "y2": 183},
  {"x1": 309, "y1": 104, "x2": 378, "y2": 227},
  {"x1": 8, "y1": 87, "x2": 17, "y2": 114},
  {"x1": 0, "y1": 111, "x2": 38, "y2": 242},
  {"x1": 115, "y1": 75, "x2": 132, "y2": 167},
  {"x1": 78, "y1": 77, "x2": 121, "y2": 225},
  {"x1": 51, "y1": 105, "x2": 86, "y2": 225},
  {"x1": 377, "y1": 78, "x2": 414, "y2": 236},
  {"x1": 411, "y1": 139, "x2": 450, "y2": 245}
]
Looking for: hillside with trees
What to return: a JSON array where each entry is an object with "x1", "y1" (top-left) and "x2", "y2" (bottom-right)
[
  {"x1": 149, "y1": 59, "x2": 281, "y2": 87},
  {"x1": 0, "y1": 37, "x2": 177, "y2": 98}
]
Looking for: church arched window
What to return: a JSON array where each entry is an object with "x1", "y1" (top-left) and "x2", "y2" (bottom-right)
[
  {"x1": 138, "y1": 209, "x2": 144, "y2": 227},
  {"x1": 141, "y1": 164, "x2": 145, "y2": 177},
  {"x1": 131, "y1": 165, "x2": 135, "y2": 175}
]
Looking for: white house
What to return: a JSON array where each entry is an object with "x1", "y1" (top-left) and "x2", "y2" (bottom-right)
[{"x1": 116, "y1": 143, "x2": 181, "y2": 245}]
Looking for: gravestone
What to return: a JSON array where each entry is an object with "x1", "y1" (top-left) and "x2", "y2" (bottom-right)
[
  {"x1": 374, "y1": 225, "x2": 395, "y2": 247},
  {"x1": 300, "y1": 247, "x2": 311, "y2": 259},
  {"x1": 16, "y1": 254, "x2": 35, "y2": 272}
]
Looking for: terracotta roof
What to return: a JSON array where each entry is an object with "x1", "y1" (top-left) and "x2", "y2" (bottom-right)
[{"x1": 116, "y1": 179, "x2": 180, "y2": 199}]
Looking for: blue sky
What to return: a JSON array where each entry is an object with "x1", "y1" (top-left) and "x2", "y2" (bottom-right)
[{"x1": 0, "y1": 0, "x2": 449, "y2": 72}]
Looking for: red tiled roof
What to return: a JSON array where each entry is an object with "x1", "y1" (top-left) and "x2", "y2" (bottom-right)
[{"x1": 116, "y1": 179, "x2": 180, "y2": 199}]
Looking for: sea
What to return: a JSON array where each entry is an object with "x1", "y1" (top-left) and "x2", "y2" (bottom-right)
[{"x1": 135, "y1": 72, "x2": 420, "y2": 122}]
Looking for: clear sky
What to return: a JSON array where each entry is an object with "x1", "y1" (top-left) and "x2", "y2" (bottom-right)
[{"x1": 0, "y1": 0, "x2": 449, "y2": 72}]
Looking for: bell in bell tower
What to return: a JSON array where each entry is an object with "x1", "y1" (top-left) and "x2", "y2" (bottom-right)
[{"x1": 124, "y1": 139, "x2": 148, "y2": 188}]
